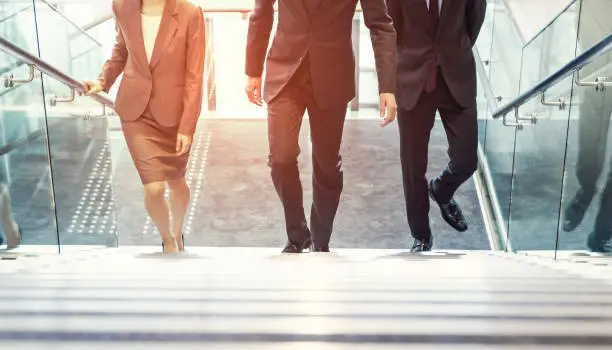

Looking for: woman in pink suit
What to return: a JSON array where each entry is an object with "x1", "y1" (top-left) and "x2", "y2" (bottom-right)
[{"x1": 83, "y1": 0, "x2": 205, "y2": 253}]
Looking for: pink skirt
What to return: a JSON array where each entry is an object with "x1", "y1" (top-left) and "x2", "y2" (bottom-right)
[{"x1": 121, "y1": 112, "x2": 189, "y2": 184}]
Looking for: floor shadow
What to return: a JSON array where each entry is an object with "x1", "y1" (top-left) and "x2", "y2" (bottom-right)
[
  {"x1": 265, "y1": 252, "x2": 351, "y2": 262},
  {"x1": 0, "y1": 251, "x2": 38, "y2": 260},
  {"x1": 376, "y1": 251, "x2": 467, "y2": 261},
  {"x1": 135, "y1": 252, "x2": 208, "y2": 259}
]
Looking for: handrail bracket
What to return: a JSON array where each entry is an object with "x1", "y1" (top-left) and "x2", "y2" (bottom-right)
[
  {"x1": 502, "y1": 108, "x2": 537, "y2": 130},
  {"x1": 49, "y1": 88, "x2": 76, "y2": 106},
  {"x1": 502, "y1": 112, "x2": 524, "y2": 130},
  {"x1": 3, "y1": 65, "x2": 35, "y2": 88},
  {"x1": 540, "y1": 91, "x2": 568, "y2": 110},
  {"x1": 575, "y1": 69, "x2": 610, "y2": 92}
]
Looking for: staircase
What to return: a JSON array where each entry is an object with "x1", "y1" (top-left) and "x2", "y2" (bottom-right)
[{"x1": 1, "y1": 248, "x2": 612, "y2": 348}]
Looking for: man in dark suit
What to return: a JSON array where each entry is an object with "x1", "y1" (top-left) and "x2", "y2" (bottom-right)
[
  {"x1": 245, "y1": 0, "x2": 397, "y2": 253},
  {"x1": 387, "y1": 0, "x2": 486, "y2": 252}
]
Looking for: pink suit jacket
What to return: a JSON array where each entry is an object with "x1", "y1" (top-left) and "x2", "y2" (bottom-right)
[{"x1": 99, "y1": 0, "x2": 205, "y2": 136}]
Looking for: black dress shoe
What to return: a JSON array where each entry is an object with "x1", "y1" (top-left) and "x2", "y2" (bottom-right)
[
  {"x1": 429, "y1": 180, "x2": 468, "y2": 232},
  {"x1": 411, "y1": 238, "x2": 433, "y2": 252},
  {"x1": 282, "y1": 238, "x2": 312, "y2": 254},
  {"x1": 563, "y1": 190, "x2": 591, "y2": 232}
]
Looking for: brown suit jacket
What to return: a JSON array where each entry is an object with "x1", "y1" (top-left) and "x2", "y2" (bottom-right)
[
  {"x1": 245, "y1": 0, "x2": 396, "y2": 109},
  {"x1": 387, "y1": 0, "x2": 486, "y2": 110},
  {"x1": 99, "y1": 0, "x2": 205, "y2": 135}
]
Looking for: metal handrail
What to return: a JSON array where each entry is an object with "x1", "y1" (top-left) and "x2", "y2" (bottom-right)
[
  {"x1": 492, "y1": 34, "x2": 612, "y2": 119},
  {"x1": 0, "y1": 36, "x2": 114, "y2": 109}
]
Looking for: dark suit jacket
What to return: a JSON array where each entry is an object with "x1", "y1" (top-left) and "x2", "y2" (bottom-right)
[
  {"x1": 246, "y1": 0, "x2": 396, "y2": 109},
  {"x1": 387, "y1": 0, "x2": 486, "y2": 110}
]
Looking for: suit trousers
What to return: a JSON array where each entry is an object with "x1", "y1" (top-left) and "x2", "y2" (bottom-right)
[
  {"x1": 398, "y1": 70, "x2": 478, "y2": 240},
  {"x1": 266, "y1": 61, "x2": 346, "y2": 247}
]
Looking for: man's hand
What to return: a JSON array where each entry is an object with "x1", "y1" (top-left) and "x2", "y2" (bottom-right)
[
  {"x1": 81, "y1": 80, "x2": 104, "y2": 96},
  {"x1": 176, "y1": 133, "x2": 192, "y2": 156},
  {"x1": 379, "y1": 93, "x2": 397, "y2": 127},
  {"x1": 246, "y1": 76, "x2": 263, "y2": 106}
]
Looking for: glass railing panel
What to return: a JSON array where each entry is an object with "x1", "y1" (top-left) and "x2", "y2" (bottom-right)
[
  {"x1": 0, "y1": 3, "x2": 37, "y2": 75},
  {"x1": 70, "y1": 18, "x2": 115, "y2": 69},
  {"x1": 52, "y1": 0, "x2": 112, "y2": 29},
  {"x1": 41, "y1": 85, "x2": 117, "y2": 247},
  {"x1": 32, "y1": 0, "x2": 102, "y2": 91},
  {"x1": 520, "y1": 0, "x2": 580, "y2": 90},
  {"x1": 557, "y1": 0, "x2": 612, "y2": 253},
  {"x1": 559, "y1": 81, "x2": 612, "y2": 253},
  {"x1": 505, "y1": 76, "x2": 576, "y2": 253},
  {"x1": 502, "y1": 0, "x2": 582, "y2": 253},
  {"x1": 486, "y1": 0, "x2": 524, "y2": 101},
  {"x1": 59, "y1": 0, "x2": 113, "y2": 78},
  {"x1": 32, "y1": 0, "x2": 118, "y2": 247},
  {"x1": 573, "y1": 0, "x2": 612, "y2": 87},
  {"x1": 0, "y1": 4, "x2": 59, "y2": 252},
  {"x1": 474, "y1": 0, "x2": 498, "y2": 146},
  {"x1": 481, "y1": 0, "x2": 524, "y2": 243},
  {"x1": 475, "y1": 0, "x2": 497, "y2": 80}
]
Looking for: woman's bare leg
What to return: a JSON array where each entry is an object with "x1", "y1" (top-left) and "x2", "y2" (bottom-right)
[{"x1": 168, "y1": 177, "x2": 190, "y2": 251}]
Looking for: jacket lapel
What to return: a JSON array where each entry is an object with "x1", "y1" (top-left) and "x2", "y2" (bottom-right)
[
  {"x1": 126, "y1": 0, "x2": 150, "y2": 75},
  {"x1": 149, "y1": 0, "x2": 178, "y2": 70}
]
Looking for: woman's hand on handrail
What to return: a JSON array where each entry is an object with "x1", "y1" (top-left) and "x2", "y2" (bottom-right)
[{"x1": 81, "y1": 80, "x2": 103, "y2": 96}]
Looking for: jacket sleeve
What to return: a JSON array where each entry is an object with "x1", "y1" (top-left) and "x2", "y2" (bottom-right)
[
  {"x1": 98, "y1": 1, "x2": 128, "y2": 92},
  {"x1": 245, "y1": 0, "x2": 276, "y2": 77},
  {"x1": 360, "y1": 0, "x2": 397, "y2": 94},
  {"x1": 466, "y1": 0, "x2": 487, "y2": 46},
  {"x1": 178, "y1": 7, "x2": 206, "y2": 136}
]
